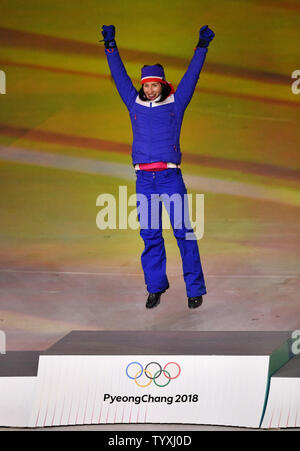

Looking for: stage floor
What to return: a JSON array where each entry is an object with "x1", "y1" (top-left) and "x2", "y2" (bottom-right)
[{"x1": 0, "y1": 267, "x2": 299, "y2": 351}]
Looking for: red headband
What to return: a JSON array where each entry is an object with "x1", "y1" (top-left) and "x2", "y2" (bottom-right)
[{"x1": 141, "y1": 77, "x2": 168, "y2": 85}]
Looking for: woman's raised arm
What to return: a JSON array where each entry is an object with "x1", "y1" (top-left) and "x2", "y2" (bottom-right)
[
  {"x1": 175, "y1": 25, "x2": 215, "y2": 111},
  {"x1": 101, "y1": 25, "x2": 138, "y2": 111}
]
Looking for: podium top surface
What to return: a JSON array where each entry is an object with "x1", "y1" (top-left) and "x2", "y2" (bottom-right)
[
  {"x1": 43, "y1": 331, "x2": 292, "y2": 357},
  {"x1": 0, "y1": 351, "x2": 40, "y2": 377}
]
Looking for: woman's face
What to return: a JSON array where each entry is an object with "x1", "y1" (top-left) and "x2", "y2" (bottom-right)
[{"x1": 143, "y1": 82, "x2": 162, "y2": 101}]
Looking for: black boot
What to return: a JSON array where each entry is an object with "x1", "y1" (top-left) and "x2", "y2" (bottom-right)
[
  {"x1": 146, "y1": 285, "x2": 169, "y2": 309},
  {"x1": 188, "y1": 296, "x2": 203, "y2": 309}
]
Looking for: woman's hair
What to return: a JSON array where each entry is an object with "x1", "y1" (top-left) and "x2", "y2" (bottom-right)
[{"x1": 139, "y1": 64, "x2": 171, "y2": 102}]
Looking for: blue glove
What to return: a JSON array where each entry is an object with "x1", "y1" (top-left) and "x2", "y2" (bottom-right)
[
  {"x1": 197, "y1": 25, "x2": 215, "y2": 48},
  {"x1": 101, "y1": 25, "x2": 115, "y2": 41},
  {"x1": 100, "y1": 25, "x2": 117, "y2": 49}
]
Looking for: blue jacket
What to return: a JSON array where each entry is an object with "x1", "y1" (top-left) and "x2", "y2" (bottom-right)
[{"x1": 105, "y1": 46, "x2": 208, "y2": 165}]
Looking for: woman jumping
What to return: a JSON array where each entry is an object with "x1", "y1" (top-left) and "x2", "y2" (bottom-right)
[{"x1": 101, "y1": 24, "x2": 215, "y2": 309}]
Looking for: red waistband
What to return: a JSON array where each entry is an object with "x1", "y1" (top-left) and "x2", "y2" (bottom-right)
[{"x1": 138, "y1": 162, "x2": 168, "y2": 171}]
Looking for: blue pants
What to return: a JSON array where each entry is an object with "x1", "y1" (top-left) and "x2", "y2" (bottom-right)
[{"x1": 136, "y1": 169, "x2": 206, "y2": 298}]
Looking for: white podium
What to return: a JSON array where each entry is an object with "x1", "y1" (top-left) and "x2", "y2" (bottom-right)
[
  {"x1": 261, "y1": 354, "x2": 300, "y2": 428},
  {"x1": 0, "y1": 331, "x2": 297, "y2": 428}
]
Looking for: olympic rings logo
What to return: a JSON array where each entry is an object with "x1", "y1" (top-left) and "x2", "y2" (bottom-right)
[{"x1": 126, "y1": 361, "x2": 181, "y2": 388}]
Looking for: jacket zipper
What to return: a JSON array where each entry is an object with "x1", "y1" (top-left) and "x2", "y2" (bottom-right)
[{"x1": 149, "y1": 101, "x2": 153, "y2": 162}]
